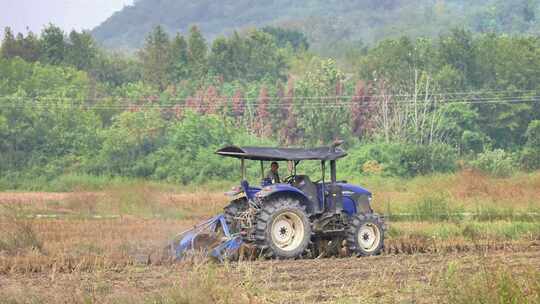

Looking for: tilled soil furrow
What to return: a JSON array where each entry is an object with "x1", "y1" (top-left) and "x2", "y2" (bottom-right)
[{"x1": 234, "y1": 249, "x2": 540, "y2": 303}]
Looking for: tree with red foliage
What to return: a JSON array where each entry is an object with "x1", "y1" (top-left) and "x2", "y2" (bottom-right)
[
  {"x1": 185, "y1": 90, "x2": 204, "y2": 114},
  {"x1": 231, "y1": 89, "x2": 246, "y2": 123},
  {"x1": 254, "y1": 86, "x2": 272, "y2": 137},
  {"x1": 335, "y1": 79, "x2": 344, "y2": 99},
  {"x1": 204, "y1": 85, "x2": 221, "y2": 114},
  {"x1": 280, "y1": 78, "x2": 298, "y2": 144},
  {"x1": 351, "y1": 80, "x2": 375, "y2": 138},
  {"x1": 172, "y1": 104, "x2": 183, "y2": 119}
]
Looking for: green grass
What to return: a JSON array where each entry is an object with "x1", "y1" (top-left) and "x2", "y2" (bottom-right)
[
  {"x1": 0, "y1": 173, "x2": 238, "y2": 193},
  {"x1": 442, "y1": 263, "x2": 540, "y2": 304},
  {"x1": 143, "y1": 262, "x2": 264, "y2": 304},
  {"x1": 389, "y1": 221, "x2": 540, "y2": 241},
  {"x1": 2, "y1": 171, "x2": 539, "y2": 224}
]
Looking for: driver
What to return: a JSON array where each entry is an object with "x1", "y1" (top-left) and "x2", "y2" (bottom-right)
[{"x1": 266, "y1": 161, "x2": 281, "y2": 184}]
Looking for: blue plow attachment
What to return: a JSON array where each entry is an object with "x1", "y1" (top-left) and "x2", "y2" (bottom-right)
[{"x1": 169, "y1": 214, "x2": 243, "y2": 262}]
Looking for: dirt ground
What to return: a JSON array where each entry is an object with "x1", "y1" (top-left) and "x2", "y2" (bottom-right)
[
  {"x1": 1, "y1": 191, "x2": 539, "y2": 303},
  {"x1": 1, "y1": 247, "x2": 539, "y2": 303}
]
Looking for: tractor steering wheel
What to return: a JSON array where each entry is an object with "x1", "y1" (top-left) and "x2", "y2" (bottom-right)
[{"x1": 283, "y1": 175, "x2": 296, "y2": 184}]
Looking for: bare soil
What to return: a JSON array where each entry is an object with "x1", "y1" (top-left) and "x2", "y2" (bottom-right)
[
  {"x1": 1, "y1": 190, "x2": 539, "y2": 303},
  {"x1": 1, "y1": 248, "x2": 539, "y2": 303}
]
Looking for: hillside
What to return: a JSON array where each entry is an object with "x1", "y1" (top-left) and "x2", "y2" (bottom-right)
[{"x1": 92, "y1": 0, "x2": 540, "y2": 52}]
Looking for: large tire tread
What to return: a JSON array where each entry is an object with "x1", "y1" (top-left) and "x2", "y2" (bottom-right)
[
  {"x1": 346, "y1": 213, "x2": 385, "y2": 256},
  {"x1": 254, "y1": 197, "x2": 311, "y2": 259},
  {"x1": 223, "y1": 198, "x2": 247, "y2": 234}
]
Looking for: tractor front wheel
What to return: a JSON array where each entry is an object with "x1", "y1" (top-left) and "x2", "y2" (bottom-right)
[
  {"x1": 254, "y1": 198, "x2": 311, "y2": 259},
  {"x1": 346, "y1": 213, "x2": 385, "y2": 256}
]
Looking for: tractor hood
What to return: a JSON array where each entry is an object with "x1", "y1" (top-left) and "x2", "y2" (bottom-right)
[{"x1": 338, "y1": 183, "x2": 372, "y2": 196}]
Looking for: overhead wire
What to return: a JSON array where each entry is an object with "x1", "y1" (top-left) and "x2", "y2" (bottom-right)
[
  {"x1": 0, "y1": 97, "x2": 539, "y2": 110},
  {"x1": 0, "y1": 90, "x2": 539, "y2": 110},
  {"x1": 0, "y1": 88, "x2": 537, "y2": 102}
]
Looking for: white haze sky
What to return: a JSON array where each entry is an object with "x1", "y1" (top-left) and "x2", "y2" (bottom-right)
[{"x1": 0, "y1": 0, "x2": 134, "y2": 34}]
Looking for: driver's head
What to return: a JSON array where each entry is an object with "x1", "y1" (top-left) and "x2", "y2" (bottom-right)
[{"x1": 271, "y1": 162, "x2": 279, "y2": 173}]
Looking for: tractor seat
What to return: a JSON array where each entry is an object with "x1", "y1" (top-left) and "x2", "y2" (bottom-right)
[{"x1": 293, "y1": 175, "x2": 319, "y2": 204}]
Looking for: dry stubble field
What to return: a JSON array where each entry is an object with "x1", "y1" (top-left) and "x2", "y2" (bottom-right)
[{"x1": 1, "y1": 170, "x2": 540, "y2": 303}]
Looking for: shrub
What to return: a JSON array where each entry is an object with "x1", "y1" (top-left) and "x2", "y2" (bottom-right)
[
  {"x1": 521, "y1": 147, "x2": 540, "y2": 171},
  {"x1": 520, "y1": 120, "x2": 540, "y2": 171},
  {"x1": 443, "y1": 264, "x2": 540, "y2": 304},
  {"x1": 469, "y1": 149, "x2": 517, "y2": 177},
  {"x1": 342, "y1": 142, "x2": 400, "y2": 176},
  {"x1": 149, "y1": 262, "x2": 266, "y2": 304},
  {"x1": 398, "y1": 143, "x2": 457, "y2": 176},
  {"x1": 0, "y1": 208, "x2": 43, "y2": 255},
  {"x1": 149, "y1": 112, "x2": 238, "y2": 184},
  {"x1": 461, "y1": 130, "x2": 488, "y2": 154},
  {"x1": 342, "y1": 142, "x2": 457, "y2": 177},
  {"x1": 412, "y1": 193, "x2": 462, "y2": 222},
  {"x1": 361, "y1": 160, "x2": 384, "y2": 175},
  {"x1": 91, "y1": 109, "x2": 166, "y2": 177},
  {"x1": 525, "y1": 120, "x2": 540, "y2": 147}
]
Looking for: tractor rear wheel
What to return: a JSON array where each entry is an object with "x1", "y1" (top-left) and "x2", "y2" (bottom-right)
[
  {"x1": 224, "y1": 198, "x2": 248, "y2": 234},
  {"x1": 346, "y1": 213, "x2": 385, "y2": 256},
  {"x1": 254, "y1": 197, "x2": 311, "y2": 259}
]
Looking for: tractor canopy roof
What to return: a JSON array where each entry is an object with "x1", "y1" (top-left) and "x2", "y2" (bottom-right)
[{"x1": 216, "y1": 146, "x2": 347, "y2": 161}]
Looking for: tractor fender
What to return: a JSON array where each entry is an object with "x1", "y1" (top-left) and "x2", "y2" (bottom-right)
[{"x1": 255, "y1": 184, "x2": 316, "y2": 214}]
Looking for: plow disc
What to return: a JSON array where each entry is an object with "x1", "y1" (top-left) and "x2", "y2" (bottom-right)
[{"x1": 169, "y1": 214, "x2": 244, "y2": 262}]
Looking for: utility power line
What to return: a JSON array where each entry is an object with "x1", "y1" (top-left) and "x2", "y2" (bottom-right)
[
  {"x1": 0, "y1": 89, "x2": 537, "y2": 102},
  {"x1": 1, "y1": 95, "x2": 539, "y2": 110}
]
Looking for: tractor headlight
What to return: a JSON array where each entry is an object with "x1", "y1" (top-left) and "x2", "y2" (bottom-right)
[{"x1": 225, "y1": 186, "x2": 242, "y2": 197}]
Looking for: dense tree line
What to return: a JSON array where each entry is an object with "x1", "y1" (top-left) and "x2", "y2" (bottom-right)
[
  {"x1": 91, "y1": 0, "x2": 540, "y2": 55},
  {"x1": 1, "y1": 24, "x2": 539, "y2": 188}
]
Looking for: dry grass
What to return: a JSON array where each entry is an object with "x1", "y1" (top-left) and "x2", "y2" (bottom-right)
[
  {"x1": 2, "y1": 170, "x2": 540, "y2": 220},
  {"x1": 1, "y1": 171, "x2": 540, "y2": 303},
  {"x1": 0, "y1": 185, "x2": 227, "y2": 220},
  {"x1": 369, "y1": 170, "x2": 540, "y2": 217},
  {"x1": 0, "y1": 218, "x2": 199, "y2": 274},
  {"x1": 0, "y1": 221, "x2": 43, "y2": 256},
  {"x1": 0, "y1": 217, "x2": 538, "y2": 275},
  {"x1": 1, "y1": 249, "x2": 539, "y2": 304},
  {"x1": 441, "y1": 262, "x2": 540, "y2": 304}
]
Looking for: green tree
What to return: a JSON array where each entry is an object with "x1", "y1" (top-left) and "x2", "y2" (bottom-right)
[
  {"x1": 1, "y1": 27, "x2": 18, "y2": 59},
  {"x1": 65, "y1": 30, "x2": 98, "y2": 70},
  {"x1": 90, "y1": 51, "x2": 142, "y2": 88},
  {"x1": 295, "y1": 58, "x2": 351, "y2": 145},
  {"x1": 438, "y1": 103, "x2": 487, "y2": 153},
  {"x1": 438, "y1": 28, "x2": 476, "y2": 88},
  {"x1": 358, "y1": 37, "x2": 417, "y2": 89},
  {"x1": 19, "y1": 31, "x2": 41, "y2": 62},
  {"x1": 94, "y1": 110, "x2": 166, "y2": 177},
  {"x1": 40, "y1": 24, "x2": 67, "y2": 65},
  {"x1": 169, "y1": 33, "x2": 189, "y2": 82},
  {"x1": 243, "y1": 30, "x2": 287, "y2": 81},
  {"x1": 209, "y1": 30, "x2": 287, "y2": 81},
  {"x1": 0, "y1": 59, "x2": 101, "y2": 179},
  {"x1": 1, "y1": 29, "x2": 41, "y2": 62},
  {"x1": 187, "y1": 25, "x2": 208, "y2": 80},
  {"x1": 138, "y1": 25, "x2": 172, "y2": 90},
  {"x1": 521, "y1": 120, "x2": 540, "y2": 170},
  {"x1": 472, "y1": 0, "x2": 537, "y2": 33},
  {"x1": 209, "y1": 36, "x2": 236, "y2": 80},
  {"x1": 150, "y1": 111, "x2": 236, "y2": 184},
  {"x1": 262, "y1": 26, "x2": 309, "y2": 51}
]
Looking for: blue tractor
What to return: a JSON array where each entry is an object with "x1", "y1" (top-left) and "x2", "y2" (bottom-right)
[{"x1": 171, "y1": 142, "x2": 385, "y2": 260}]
